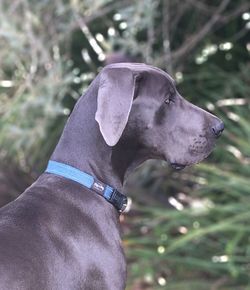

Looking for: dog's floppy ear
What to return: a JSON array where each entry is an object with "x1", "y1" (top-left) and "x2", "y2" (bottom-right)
[{"x1": 95, "y1": 67, "x2": 138, "y2": 146}]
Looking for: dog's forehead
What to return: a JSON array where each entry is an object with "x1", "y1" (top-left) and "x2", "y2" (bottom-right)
[{"x1": 105, "y1": 62, "x2": 175, "y2": 85}]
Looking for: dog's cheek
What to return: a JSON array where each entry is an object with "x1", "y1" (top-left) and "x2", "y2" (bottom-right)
[{"x1": 154, "y1": 104, "x2": 167, "y2": 126}]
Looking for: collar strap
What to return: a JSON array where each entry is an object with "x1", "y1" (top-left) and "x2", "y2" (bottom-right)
[{"x1": 45, "y1": 160, "x2": 128, "y2": 213}]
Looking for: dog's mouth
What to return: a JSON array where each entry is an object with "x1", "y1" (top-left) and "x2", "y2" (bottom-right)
[{"x1": 170, "y1": 163, "x2": 186, "y2": 170}]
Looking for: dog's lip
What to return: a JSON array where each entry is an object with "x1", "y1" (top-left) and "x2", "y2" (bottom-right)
[{"x1": 170, "y1": 163, "x2": 186, "y2": 170}]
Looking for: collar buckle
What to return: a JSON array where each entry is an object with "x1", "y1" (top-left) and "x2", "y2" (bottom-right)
[{"x1": 109, "y1": 189, "x2": 128, "y2": 213}]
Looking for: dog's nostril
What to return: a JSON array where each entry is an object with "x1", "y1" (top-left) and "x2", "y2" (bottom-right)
[{"x1": 212, "y1": 121, "x2": 224, "y2": 137}]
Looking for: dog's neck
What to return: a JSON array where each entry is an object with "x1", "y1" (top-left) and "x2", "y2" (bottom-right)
[{"x1": 51, "y1": 76, "x2": 145, "y2": 193}]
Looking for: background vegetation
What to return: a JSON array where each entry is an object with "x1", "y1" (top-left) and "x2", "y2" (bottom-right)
[{"x1": 0, "y1": 0, "x2": 249, "y2": 289}]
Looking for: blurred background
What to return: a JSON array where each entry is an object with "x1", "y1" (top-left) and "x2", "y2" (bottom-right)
[{"x1": 0, "y1": 0, "x2": 250, "y2": 289}]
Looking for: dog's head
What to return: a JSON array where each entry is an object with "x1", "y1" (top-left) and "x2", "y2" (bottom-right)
[{"x1": 95, "y1": 63, "x2": 224, "y2": 170}]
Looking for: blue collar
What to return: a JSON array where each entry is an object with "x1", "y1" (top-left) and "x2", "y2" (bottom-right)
[{"x1": 45, "y1": 160, "x2": 128, "y2": 213}]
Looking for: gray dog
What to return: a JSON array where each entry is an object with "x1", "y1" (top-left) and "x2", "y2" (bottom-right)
[{"x1": 0, "y1": 63, "x2": 224, "y2": 289}]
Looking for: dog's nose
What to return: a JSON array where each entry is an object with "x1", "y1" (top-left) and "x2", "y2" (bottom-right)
[{"x1": 212, "y1": 121, "x2": 224, "y2": 137}]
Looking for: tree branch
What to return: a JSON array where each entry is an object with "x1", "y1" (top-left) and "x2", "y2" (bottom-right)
[
  {"x1": 172, "y1": 0, "x2": 230, "y2": 65},
  {"x1": 162, "y1": 0, "x2": 173, "y2": 73},
  {"x1": 184, "y1": 0, "x2": 217, "y2": 14},
  {"x1": 170, "y1": 0, "x2": 190, "y2": 40},
  {"x1": 219, "y1": 2, "x2": 250, "y2": 23}
]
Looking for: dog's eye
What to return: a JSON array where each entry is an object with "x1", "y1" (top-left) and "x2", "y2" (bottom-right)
[
  {"x1": 164, "y1": 88, "x2": 175, "y2": 105},
  {"x1": 164, "y1": 95, "x2": 175, "y2": 105}
]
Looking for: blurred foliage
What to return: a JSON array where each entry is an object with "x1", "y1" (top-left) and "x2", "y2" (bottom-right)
[{"x1": 0, "y1": 0, "x2": 250, "y2": 289}]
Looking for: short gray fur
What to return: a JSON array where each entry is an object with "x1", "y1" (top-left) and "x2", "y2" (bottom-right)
[{"x1": 0, "y1": 63, "x2": 223, "y2": 290}]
